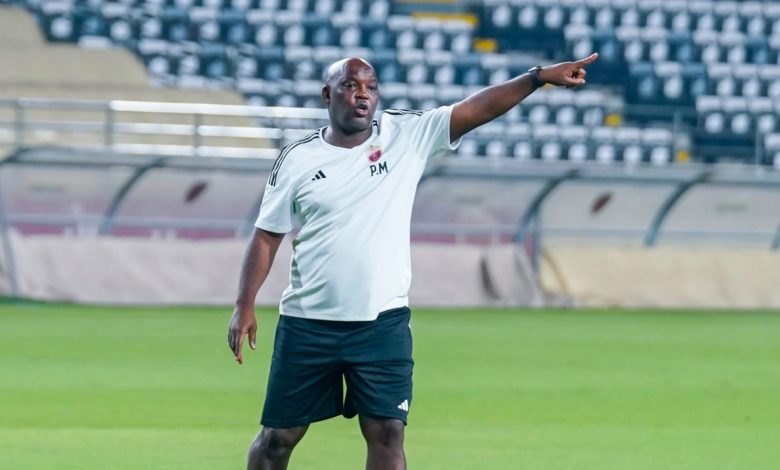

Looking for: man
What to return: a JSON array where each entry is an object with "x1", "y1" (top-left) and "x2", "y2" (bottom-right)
[{"x1": 228, "y1": 53, "x2": 598, "y2": 469}]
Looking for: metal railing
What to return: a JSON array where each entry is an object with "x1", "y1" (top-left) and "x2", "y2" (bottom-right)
[
  {"x1": 0, "y1": 97, "x2": 330, "y2": 159},
  {"x1": 1, "y1": 96, "x2": 774, "y2": 165}
]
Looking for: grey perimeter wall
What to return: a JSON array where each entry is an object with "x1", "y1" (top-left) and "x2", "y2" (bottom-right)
[{"x1": 3, "y1": 233, "x2": 780, "y2": 309}]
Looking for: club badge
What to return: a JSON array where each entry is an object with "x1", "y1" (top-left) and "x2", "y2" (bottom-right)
[{"x1": 367, "y1": 145, "x2": 382, "y2": 162}]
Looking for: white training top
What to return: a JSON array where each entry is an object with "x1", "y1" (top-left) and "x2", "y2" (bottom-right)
[{"x1": 255, "y1": 105, "x2": 459, "y2": 321}]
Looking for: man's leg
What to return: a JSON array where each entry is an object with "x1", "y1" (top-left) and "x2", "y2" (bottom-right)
[
  {"x1": 359, "y1": 416, "x2": 406, "y2": 470},
  {"x1": 247, "y1": 425, "x2": 308, "y2": 470}
]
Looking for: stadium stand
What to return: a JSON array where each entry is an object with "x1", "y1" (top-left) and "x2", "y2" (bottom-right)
[
  {"x1": 0, "y1": 0, "x2": 777, "y2": 166},
  {"x1": 474, "y1": 0, "x2": 780, "y2": 166},
  {"x1": 1, "y1": 0, "x2": 676, "y2": 165}
]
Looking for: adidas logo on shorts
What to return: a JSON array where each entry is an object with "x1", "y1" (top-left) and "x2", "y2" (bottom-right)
[{"x1": 397, "y1": 399, "x2": 409, "y2": 412}]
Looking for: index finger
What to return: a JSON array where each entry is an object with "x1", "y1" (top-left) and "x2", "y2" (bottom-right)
[
  {"x1": 575, "y1": 53, "x2": 599, "y2": 67},
  {"x1": 235, "y1": 331, "x2": 246, "y2": 364}
]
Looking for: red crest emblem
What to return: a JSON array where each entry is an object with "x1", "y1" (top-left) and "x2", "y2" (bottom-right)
[{"x1": 367, "y1": 145, "x2": 382, "y2": 162}]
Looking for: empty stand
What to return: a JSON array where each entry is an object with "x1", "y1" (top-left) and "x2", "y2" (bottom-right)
[{"x1": 3, "y1": 0, "x2": 778, "y2": 166}]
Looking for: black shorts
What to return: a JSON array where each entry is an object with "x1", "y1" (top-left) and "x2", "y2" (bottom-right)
[{"x1": 260, "y1": 307, "x2": 413, "y2": 428}]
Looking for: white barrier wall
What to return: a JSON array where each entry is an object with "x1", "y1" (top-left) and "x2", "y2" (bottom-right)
[
  {"x1": 3, "y1": 234, "x2": 543, "y2": 308},
  {"x1": 5, "y1": 232, "x2": 780, "y2": 309},
  {"x1": 541, "y1": 244, "x2": 780, "y2": 309}
]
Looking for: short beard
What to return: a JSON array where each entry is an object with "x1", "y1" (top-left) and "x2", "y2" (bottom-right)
[{"x1": 338, "y1": 116, "x2": 372, "y2": 135}]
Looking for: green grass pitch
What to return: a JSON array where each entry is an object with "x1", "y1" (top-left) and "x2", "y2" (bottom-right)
[{"x1": 1, "y1": 302, "x2": 779, "y2": 469}]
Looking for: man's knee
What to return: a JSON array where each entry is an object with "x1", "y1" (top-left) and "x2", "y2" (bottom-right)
[
  {"x1": 362, "y1": 418, "x2": 405, "y2": 449},
  {"x1": 251, "y1": 427, "x2": 306, "y2": 461}
]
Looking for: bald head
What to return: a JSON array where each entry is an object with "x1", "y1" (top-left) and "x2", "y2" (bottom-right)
[
  {"x1": 320, "y1": 57, "x2": 379, "y2": 140},
  {"x1": 322, "y1": 58, "x2": 376, "y2": 86}
]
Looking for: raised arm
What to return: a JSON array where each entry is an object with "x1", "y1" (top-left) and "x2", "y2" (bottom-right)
[
  {"x1": 227, "y1": 227, "x2": 285, "y2": 364},
  {"x1": 450, "y1": 53, "x2": 599, "y2": 142}
]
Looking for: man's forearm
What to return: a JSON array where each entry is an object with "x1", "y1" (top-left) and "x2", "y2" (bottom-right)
[
  {"x1": 235, "y1": 228, "x2": 283, "y2": 310},
  {"x1": 449, "y1": 54, "x2": 598, "y2": 142},
  {"x1": 451, "y1": 73, "x2": 538, "y2": 141}
]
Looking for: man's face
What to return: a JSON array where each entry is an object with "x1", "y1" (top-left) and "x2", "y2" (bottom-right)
[{"x1": 323, "y1": 60, "x2": 379, "y2": 135}]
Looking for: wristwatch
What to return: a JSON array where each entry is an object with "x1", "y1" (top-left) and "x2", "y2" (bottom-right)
[{"x1": 527, "y1": 65, "x2": 545, "y2": 88}]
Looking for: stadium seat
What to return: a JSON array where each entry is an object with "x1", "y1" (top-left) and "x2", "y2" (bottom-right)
[
  {"x1": 621, "y1": 8, "x2": 640, "y2": 28},
  {"x1": 650, "y1": 146, "x2": 671, "y2": 166},
  {"x1": 255, "y1": 23, "x2": 278, "y2": 47},
  {"x1": 623, "y1": 145, "x2": 643, "y2": 165},
  {"x1": 596, "y1": 144, "x2": 616, "y2": 164},
  {"x1": 368, "y1": 1, "x2": 390, "y2": 20},
  {"x1": 512, "y1": 141, "x2": 532, "y2": 160},
  {"x1": 750, "y1": 98, "x2": 777, "y2": 133},
  {"x1": 555, "y1": 106, "x2": 577, "y2": 126},
  {"x1": 458, "y1": 138, "x2": 479, "y2": 156},
  {"x1": 540, "y1": 142, "x2": 562, "y2": 161},
  {"x1": 449, "y1": 31, "x2": 472, "y2": 55},
  {"x1": 528, "y1": 105, "x2": 550, "y2": 125},
  {"x1": 485, "y1": 140, "x2": 507, "y2": 158},
  {"x1": 567, "y1": 142, "x2": 588, "y2": 163}
]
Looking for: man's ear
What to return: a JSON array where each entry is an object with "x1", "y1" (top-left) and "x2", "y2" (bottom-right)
[{"x1": 321, "y1": 85, "x2": 330, "y2": 105}]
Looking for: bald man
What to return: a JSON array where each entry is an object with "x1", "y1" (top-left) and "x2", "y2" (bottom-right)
[{"x1": 228, "y1": 54, "x2": 598, "y2": 469}]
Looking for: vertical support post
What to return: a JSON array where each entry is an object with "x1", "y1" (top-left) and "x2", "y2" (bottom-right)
[
  {"x1": 0, "y1": 171, "x2": 20, "y2": 296},
  {"x1": 105, "y1": 105, "x2": 115, "y2": 148},
  {"x1": 14, "y1": 100, "x2": 25, "y2": 149},
  {"x1": 529, "y1": 213, "x2": 541, "y2": 274},
  {"x1": 193, "y1": 113, "x2": 202, "y2": 156},
  {"x1": 672, "y1": 109, "x2": 681, "y2": 162}
]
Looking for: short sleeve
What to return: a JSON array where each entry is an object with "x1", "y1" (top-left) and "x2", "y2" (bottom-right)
[
  {"x1": 255, "y1": 163, "x2": 295, "y2": 234},
  {"x1": 414, "y1": 105, "x2": 461, "y2": 158}
]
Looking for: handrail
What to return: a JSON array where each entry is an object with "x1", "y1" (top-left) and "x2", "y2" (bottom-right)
[
  {"x1": 0, "y1": 97, "x2": 330, "y2": 160},
  {"x1": 0, "y1": 98, "x2": 330, "y2": 119},
  {"x1": 0, "y1": 96, "x2": 775, "y2": 166}
]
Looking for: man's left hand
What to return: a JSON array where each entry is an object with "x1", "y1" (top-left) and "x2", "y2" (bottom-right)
[{"x1": 539, "y1": 53, "x2": 599, "y2": 88}]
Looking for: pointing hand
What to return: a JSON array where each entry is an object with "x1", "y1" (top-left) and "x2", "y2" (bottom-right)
[{"x1": 538, "y1": 53, "x2": 599, "y2": 89}]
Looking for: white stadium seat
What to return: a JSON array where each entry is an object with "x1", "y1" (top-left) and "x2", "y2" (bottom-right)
[
  {"x1": 541, "y1": 142, "x2": 562, "y2": 161},
  {"x1": 596, "y1": 145, "x2": 616, "y2": 164},
  {"x1": 486, "y1": 141, "x2": 507, "y2": 158},
  {"x1": 649, "y1": 147, "x2": 670, "y2": 166},
  {"x1": 513, "y1": 142, "x2": 532, "y2": 160},
  {"x1": 623, "y1": 145, "x2": 643, "y2": 165},
  {"x1": 568, "y1": 143, "x2": 588, "y2": 163}
]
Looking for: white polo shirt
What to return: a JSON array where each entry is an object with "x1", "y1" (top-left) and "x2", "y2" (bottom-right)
[{"x1": 255, "y1": 106, "x2": 459, "y2": 321}]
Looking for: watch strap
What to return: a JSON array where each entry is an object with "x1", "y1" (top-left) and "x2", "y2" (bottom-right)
[{"x1": 528, "y1": 65, "x2": 544, "y2": 88}]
